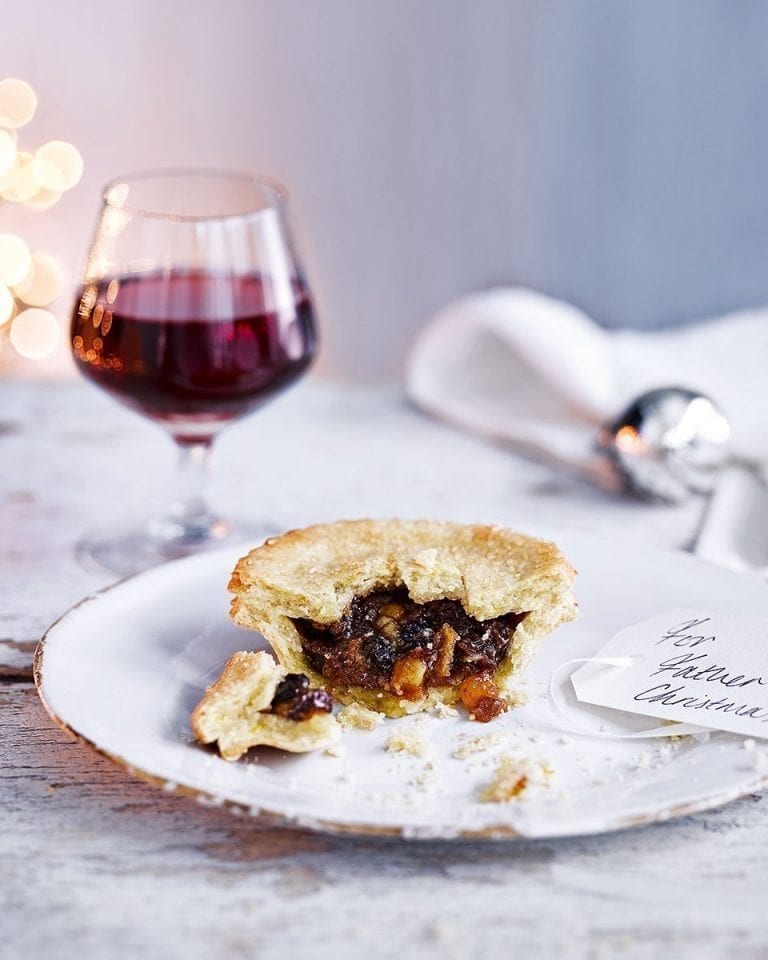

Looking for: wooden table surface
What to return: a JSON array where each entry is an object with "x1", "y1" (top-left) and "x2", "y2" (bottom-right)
[{"x1": 3, "y1": 379, "x2": 767, "y2": 960}]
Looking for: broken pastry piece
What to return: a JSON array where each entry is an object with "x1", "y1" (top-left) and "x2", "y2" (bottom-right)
[
  {"x1": 229, "y1": 519, "x2": 577, "y2": 719},
  {"x1": 191, "y1": 650, "x2": 340, "y2": 760}
]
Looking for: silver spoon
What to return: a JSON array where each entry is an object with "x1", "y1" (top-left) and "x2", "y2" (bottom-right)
[
  {"x1": 597, "y1": 387, "x2": 731, "y2": 503},
  {"x1": 598, "y1": 387, "x2": 768, "y2": 572}
]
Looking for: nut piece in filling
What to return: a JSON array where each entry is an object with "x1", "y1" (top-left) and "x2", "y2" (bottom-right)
[
  {"x1": 191, "y1": 651, "x2": 340, "y2": 760},
  {"x1": 294, "y1": 588, "x2": 526, "y2": 722}
]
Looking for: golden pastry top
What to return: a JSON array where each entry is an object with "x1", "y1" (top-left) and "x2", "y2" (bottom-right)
[{"x1": 229, "y1": 518, "x2": 576, "y2": 625}]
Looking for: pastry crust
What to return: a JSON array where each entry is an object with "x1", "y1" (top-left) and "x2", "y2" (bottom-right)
[
  {"x1": 229, "y1": 519, "x2": 577, "y2": 717},
  {"x1": 191, "y1": 650, "x2": 340, "y2": 760}
]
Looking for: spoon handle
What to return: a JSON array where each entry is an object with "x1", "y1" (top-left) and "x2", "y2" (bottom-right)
[{"x1": 694, "y1": 461, "x2": 768, "y2": 574}]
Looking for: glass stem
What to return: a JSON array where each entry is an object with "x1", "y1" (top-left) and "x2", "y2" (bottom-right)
[{"x1": 157, "y1": 439, "x2": 225, "y2": 544}]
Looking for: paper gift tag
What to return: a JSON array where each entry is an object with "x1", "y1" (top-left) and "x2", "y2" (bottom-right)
[{"x1": 571, "y1": 609, "x2": 768, "y2": 740}]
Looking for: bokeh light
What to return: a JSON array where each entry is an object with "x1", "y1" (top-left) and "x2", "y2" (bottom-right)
[
  {"x1": 0, "y1": 78, "x2": 84, "y2": 363},
  {"x1": 13, "y1": 253, "x2": 64, "y2": 307},
  {"x1": 0, "y1": 149, "x2": 24, "y2": 193},
  {"x1": 34, "y1": 140, "x2": 84, "y2": 192},
  {"x1": 0, "y1": 79, "x2": 37, "y2": 129},
  {"x1": 9, "y1": 307, "x2": 60, "y2": 358},
  {"x1": 25, "y1": 186, "x2": 61, "y2": 210},
  {"x1": 0, "y1": 130, "x2": 17, "y2": 177},
  {"x1": 0, "y1": 234, "x2": 32, "y2": 286},
  {"x1": 0, "y1": 283, "x2": 14, "y2": 327},
  {"x1": 0, "y1": 151, "x2": 39, "y2": 202}
]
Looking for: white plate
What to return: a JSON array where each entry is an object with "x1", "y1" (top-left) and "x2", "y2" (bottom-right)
[{"x1": 35, "y1": 529, "x2": 768, "y2": 840}]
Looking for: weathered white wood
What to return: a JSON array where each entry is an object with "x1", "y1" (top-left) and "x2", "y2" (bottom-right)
[
  {"x1": 4, "y1": 380, "x2": 766, "y2": 960},
  {"x1": 5, "y1": 683, "x2": 768, "y2": 960}
]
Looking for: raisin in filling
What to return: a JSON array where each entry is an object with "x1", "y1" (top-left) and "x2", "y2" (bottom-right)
[
  {"x1": 294, "y1": 588, "x2": 526, "y2": 711},
  {"x1": 266, "y1": 673, "x2": 333, "y2": 721}
]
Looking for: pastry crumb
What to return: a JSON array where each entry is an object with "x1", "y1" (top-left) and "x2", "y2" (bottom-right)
[
  {"x1": 633, "y1": 751, "x2": 653, "y2": 771},
  {"x1": 413, "y1": 760, "x2": 439, "y2": 788},
  {"x1": 324, "y1": 743, "x2": 346, "y2": 758},
  {"x1": 432, "y1": 701, "x2": 459, "y2": 719},
  {"x1": 337, "y1": 703, "x2": 383, "y2": 731},
  {"x1": 505, "y1": 688, "x2": 529, "y2": 708},
  {"x1": 453, "y1": 732, "x2": 507, "y2": 760},
  {"x1": 386, "y1": 726, "x2": 430, "y2": 757},
  {"x1": 479, "y1": 754, "x2": 554, "y2": 803}
]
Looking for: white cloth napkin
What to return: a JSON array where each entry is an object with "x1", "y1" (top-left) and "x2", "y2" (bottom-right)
[{"x1": 406, "y1": 288, "x2": 768, "y2": 487}]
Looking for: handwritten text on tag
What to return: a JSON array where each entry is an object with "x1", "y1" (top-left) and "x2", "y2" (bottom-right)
[{"x1": 571, "y1": 609, "x2": 768, "y2": 740}]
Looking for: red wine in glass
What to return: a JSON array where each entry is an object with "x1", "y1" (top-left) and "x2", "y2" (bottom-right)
[
  {"x1": 72, "y1": 270, "x2": 316, "y2": 442},
  {"x1": 70, "y1": 169, "x2": 318, "y2": 575}
]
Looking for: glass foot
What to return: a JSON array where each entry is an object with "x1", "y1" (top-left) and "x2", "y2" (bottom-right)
[{"x1": 76, "y1": 518, "x2": 280, "y2": 577}]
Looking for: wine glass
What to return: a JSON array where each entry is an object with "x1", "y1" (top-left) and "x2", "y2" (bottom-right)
[{"x1": 70, "y1": 169, "x2": 317, "y2": 575}]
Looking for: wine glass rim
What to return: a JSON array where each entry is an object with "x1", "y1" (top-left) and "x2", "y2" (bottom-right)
[{"x1": 101, "y1": 167, "x2": 288, "y2": 222}]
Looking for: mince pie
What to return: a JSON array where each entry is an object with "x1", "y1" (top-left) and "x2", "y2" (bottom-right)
[{"x1": 228, "y1": 519, "x2": 577, "y2": 720}]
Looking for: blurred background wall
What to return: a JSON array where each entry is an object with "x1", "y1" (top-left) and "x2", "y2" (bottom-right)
[{"x1": 4, "y1": 0, "x2": 768, "y2": 380}]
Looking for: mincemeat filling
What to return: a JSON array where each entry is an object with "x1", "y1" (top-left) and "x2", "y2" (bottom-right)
[
  {"x1": 294, "y1": 588, "x2": 526, "y2": 719},
  {"x1": 266, "y1": 673, "x2": 333, "y2": 721}
]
